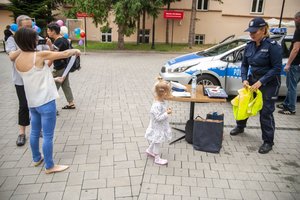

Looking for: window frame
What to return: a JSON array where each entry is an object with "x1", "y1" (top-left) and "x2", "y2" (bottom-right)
[
  {"x1": 101, "y1": 28, "x2": 112, "y2": 43},
  {"x1": 139, "y1": 29, "x2": 150, "y2": 44},
  {"x1": 250, "y1": 0, "x2": 265, "y2": 14},
  {"x1": 194, "y1": 34, "x2": 205, "y2": 45},
  {"x1": 197, "y1": 0, "x2": 209, "y2": 11}
]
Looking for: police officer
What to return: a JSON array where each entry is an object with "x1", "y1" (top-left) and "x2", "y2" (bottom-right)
[{"x1": 230, "y1": 17, "x2": 282, "y2": 154}]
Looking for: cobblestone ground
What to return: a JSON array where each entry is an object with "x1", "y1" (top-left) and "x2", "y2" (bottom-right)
[{"x1": 0, "y1": 52, "x2": 299, "y2": 200}]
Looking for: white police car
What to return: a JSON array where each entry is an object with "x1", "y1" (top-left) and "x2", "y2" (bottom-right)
[{"x1": 160, "y1": 32, "x2": 298, "y2": 96}]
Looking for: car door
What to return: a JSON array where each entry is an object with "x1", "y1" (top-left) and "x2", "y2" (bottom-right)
[
  {"x1": 221, "y1": 49, "x2": 244, "y2": 95},
  {"x1": 279, "y1": 37, "x2": 291, "y2": 96}
]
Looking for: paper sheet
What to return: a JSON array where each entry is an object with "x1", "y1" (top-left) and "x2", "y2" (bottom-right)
[
  {"x1": 172, "y1": 91, "x2": 191, "y2": 97},
  {"x1": 62, "y1": 56, "x2": 76, "y2": 77}
]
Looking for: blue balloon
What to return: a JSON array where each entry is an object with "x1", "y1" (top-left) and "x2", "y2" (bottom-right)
[
  {"x1": 10, "y1": 23, "x2": 18, "y2": 32},
  {"x1": 74, "y1": 28, "x2": 80, "y2": 35},
  {"x1": 32, "y1": 21, "x2": 36, "y2": 27},
  {"x1": 35, "y1": 26, "x2": 41, "y2": 34},
  {"x1": 63, "y1": 33, "x2": 69, "y2": 39}
]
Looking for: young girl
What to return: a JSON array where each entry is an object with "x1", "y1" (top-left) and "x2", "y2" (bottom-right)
[{"x1": 145, "y1": 78, "x2": 172, "y2": 165}]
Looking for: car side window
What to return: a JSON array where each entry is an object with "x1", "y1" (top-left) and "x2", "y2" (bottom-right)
[
  {"x1": 222, "y1": 49, "x2": 244, "y2": 63},
  {"x1": 236, "y1": 49, "x2": 244, "y2": 62},
  {"x1": 281, "y1": 40, "x2": 291, "y2": 58}
]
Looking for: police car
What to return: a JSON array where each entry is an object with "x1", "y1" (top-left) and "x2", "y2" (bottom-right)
[{"x1": 160, "y1": 31, "x2": 298, "y2": 96}]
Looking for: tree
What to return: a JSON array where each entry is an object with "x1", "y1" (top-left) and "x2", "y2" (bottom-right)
[
  {"x1": 188, "y1": 0, "x2": 223, "y2": 48},
  {"x1": 114, "y1": 0, "x2": 142, "y2": 49},
  {"x1": 188, "y1": 0, "x2": 197, "y2": 49},
  {"x1": 163, "y1": 0, "x2": 180, "y2": 44},
  {"x1": 64, "y1": 0, "x2": 142, "y2": 50},
  {"x1": 139, "y1": 0, "x2": 163, "y2": 48},
  {"x1": 64, "y1": 0, "x2": 111, "y2": 27},
  {"x1": 147, "y1": 0, "x2": 164, "y2": 49},
  {"x1": 4, "y1": 0, "x2": 64, "y2": 34}
]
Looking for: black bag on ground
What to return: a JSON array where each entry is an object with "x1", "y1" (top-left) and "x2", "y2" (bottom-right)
[
  {"x1": 192, "y1": 114, "x2": 224, "y2": 153},
  {"x1": 185, "y1": 119, "x2": 194, "y2": 144}
]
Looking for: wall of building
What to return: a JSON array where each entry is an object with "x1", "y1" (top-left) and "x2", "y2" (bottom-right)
[
  {"x1": 0, "y1": 0, "x2": 298, "y2": 44},
  {"x1": 0, "y1": 10, "x2": 14, "y2": 40},
  {"x1": 84, "y1": 0, "x2": 298, "y2": 44}
]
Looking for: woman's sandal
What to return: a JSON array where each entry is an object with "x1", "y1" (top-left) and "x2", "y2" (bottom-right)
[
  {"x1": 33, "y1": 156, "x2": 44, "y2": 167},
  {"x1": 45, "y1": 165, "x2": 69, "y2": 174},
  {"x1": 62, "y1": 104, "x2": 76, "y2": 109}
]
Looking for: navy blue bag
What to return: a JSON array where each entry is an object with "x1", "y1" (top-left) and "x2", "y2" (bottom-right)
[{"x1": 192, "y1": 113, "x2": 224, "y2": 153}]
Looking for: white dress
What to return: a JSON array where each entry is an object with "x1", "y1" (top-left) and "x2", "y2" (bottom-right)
[{"x1": 145, "y1": 101, "x2": 172, "y2": 143}]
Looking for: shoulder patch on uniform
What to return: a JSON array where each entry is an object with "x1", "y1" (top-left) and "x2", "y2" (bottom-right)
[{"x1": 266, "y1": 38, "x2": 276, "y2": 45}]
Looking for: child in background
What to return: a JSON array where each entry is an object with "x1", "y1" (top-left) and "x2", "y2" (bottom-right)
[{"x1": 145, "y1": 78, "x2": 172, "y2": 165}]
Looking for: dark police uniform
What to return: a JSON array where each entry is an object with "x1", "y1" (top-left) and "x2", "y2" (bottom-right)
[{"x1": 237, "y1": 37, "x2": 282, "y2": 144}]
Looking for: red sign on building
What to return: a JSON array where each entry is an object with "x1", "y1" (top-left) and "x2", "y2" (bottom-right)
[
  {"x1": 76, "y1": 12, "x2": 94, "y2": 17},
  {"x1": 163, "y1": 10, "x2": 184, "y2": 20}
]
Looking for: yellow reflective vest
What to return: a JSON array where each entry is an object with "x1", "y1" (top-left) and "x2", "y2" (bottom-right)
[{"x1": 231, "y1": 87, "x2": 263, "y2": 120}]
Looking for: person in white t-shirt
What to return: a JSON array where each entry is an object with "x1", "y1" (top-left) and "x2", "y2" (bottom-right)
[
  {"x1": 9, "y1": 27, "x2": 80, "y2": 174},
  {"x1": 6, "y1": 15, "x2": 50, "y2": 146}
]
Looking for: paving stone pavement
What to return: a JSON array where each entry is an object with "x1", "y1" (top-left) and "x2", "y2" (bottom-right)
[{"x1": 0, "y1": 51, "x2": 299, "y2": 200}]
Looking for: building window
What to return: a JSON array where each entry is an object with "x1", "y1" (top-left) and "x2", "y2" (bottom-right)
[
  {"x1": 139, "y1": 29, "x2": 150, "y2": 43},
  {"x1": 101, "y1": 28, "x2": 112, "y2": 42},
  {"x1": 195, "y1": 34, "x2": 205, "y2": 44},
  {"x1": 197, "y1": 0, "x2": 208, "y2": 11},
  {"x1": 251, "y1": 0, "x2": 264, "y2": 13}
]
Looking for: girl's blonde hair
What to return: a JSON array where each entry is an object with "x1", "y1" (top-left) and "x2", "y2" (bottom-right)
[{"x1": 154, "y1": 77, "x2": 171, "y2": 98}]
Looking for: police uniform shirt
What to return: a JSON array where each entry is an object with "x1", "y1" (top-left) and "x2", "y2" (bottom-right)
[{"x1": 241, "y1": 37, "x2": 282, "y2": 85}]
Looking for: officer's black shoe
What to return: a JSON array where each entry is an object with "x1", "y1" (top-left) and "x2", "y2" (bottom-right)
[
  {"x1": 230, "y1": 127, "x2": 244, "y2": 136},
  {"x1": 16, "y1": 134, "x2": 26, "y2": 146},
  {"x1": 258, "y1": 142, "x2": 273, "y2": 154}
]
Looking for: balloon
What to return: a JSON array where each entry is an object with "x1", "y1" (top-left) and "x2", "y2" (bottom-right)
[
  {"x1": 80, "y1": 31, "x2": 85, "y2": 38},
  {"x1": 74, "y1": 28, "x2": 80, "y2": 35},
  {"x1": 10, "y1": 23, "x2": 18, "y2": 32},
  {"x1": 78, "y1": 39, "x2": 84, "y2": 46},
  {"x1": 32, "y1": 21, "x2": 36, "y2": 27},
  {"x1": 76, "y1": 33, "x2": 81, "y2": 39},
  {"x1": 63, "y1": 33, "x2": 69, "y2": 39},
  {"x1": 33, "y1": 25, "x2": 41, "y2": 33},
  {"x1": 56, "y1": 20, "x2": 64, "y2": 27},
  {"x1": 60, "y1": 26, "x2": 68, "y2": 35},
  {"x1": 36, "y1": 27, "x2": 41, "y2": 33}
]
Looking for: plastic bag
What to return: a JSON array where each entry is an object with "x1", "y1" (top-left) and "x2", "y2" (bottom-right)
[{"x1": 231, "y1": 87, "x2": 263, "y2": 120}]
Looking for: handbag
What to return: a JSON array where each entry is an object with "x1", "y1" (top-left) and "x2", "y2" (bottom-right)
[
  {"x1": 185, "y1": 119, "x2": 194, "y2": 144},
  {"x1": 192, "y1": 114, "x2": 224, "y2": 153},
  {"x1": 185, "y1": 113, "x2": 224, "y2": 145}
]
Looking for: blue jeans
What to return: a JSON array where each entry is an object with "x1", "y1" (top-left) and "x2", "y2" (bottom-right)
[
  {"x1": 283, "y1": 64, "x2": 300, "y2": 111},
  {"x1": 29, "y1": 100, "x2": 56, "y2": 169}
]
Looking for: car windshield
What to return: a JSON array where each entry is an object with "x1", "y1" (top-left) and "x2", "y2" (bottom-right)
[{"x1": 197, "y1": 39, "x2": 248, "y2": 57}]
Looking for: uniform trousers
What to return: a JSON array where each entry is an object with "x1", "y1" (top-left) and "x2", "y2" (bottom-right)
[{"x1": 236, "y1": 76, "x2": 281, "y2": 144}]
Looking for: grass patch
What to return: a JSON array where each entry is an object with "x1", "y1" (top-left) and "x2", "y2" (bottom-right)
[{"x1": 73, "y1": 41, "x2": 214, "y2": 53}]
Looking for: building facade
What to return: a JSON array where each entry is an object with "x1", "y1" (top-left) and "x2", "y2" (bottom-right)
[{"x1": 1, "y1": 0, "x2": 299, "y2": 44}]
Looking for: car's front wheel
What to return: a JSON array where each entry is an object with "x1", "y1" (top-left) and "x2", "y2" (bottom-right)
[{"x1": 195, "y1": 74, "x2": 219, "y2": 86}]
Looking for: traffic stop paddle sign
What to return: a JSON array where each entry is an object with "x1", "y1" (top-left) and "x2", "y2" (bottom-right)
[{"x1": 163, "y1": 10, "x2": 184, "y2": 47}]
